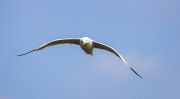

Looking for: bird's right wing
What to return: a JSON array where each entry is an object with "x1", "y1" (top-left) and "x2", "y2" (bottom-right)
[
  {"x1": 16, "y1": 38, "x2": 80, "y2": 56},
  {"x1": 93, "y1": 41, "x2": 146, "y2": 80}
]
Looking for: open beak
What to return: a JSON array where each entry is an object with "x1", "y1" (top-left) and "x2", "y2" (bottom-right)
[{"x1": 83, "y1": 41, "x2": 87, "y2": 46}]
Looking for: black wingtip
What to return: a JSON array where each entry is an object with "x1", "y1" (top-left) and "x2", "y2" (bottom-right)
[
  {"x1": 15, "y1": 49, "x2": 36, "y2": 57},
  {"x1": 130, "y1": 67, "x2": 147, "y2": 81}
]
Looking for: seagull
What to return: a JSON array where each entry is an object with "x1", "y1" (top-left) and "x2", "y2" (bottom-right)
[{"x1": 16, "y1": 37, "x2": 146, "y2": 80}]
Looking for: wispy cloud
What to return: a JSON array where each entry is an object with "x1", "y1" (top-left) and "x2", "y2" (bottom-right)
[
  {"x1": 90, "y1": 53, "x2": 162, "y2": 79},
  {"x1": 0, "y1": 93, "x2": 10, "y2": 99}
]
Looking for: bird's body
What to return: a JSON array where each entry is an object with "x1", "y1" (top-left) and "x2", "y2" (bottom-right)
[
  {"x1": 80, "y1": 37, "x2": 94, "y2": 55},
  {"x1": 16, "y1": 37, "x2": 146, "y2": 80}
]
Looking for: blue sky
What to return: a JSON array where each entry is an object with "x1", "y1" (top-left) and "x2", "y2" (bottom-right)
[{"x1": 1, "y1": 0, "x2": 180, "y2": 99}]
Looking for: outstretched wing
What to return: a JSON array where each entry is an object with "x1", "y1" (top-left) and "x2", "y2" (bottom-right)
[
  {"x1": 16, "y1": 38, "x2": 80, "y2": 56},
  {"x1": 93, "y1": 41, "x2": 146, "y2": 80}
]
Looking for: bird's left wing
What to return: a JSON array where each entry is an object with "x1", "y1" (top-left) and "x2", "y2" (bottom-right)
[
  {"x1": 16, "y1": 38, "x2": 80, "y2": 56},
  {"x1": 93, "y1": 41, "x2": 146, "y2": 80}
]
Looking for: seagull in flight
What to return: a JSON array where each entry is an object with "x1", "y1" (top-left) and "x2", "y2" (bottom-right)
[{"x1": 16, "y1": 37, "x2": 146, "y2": 80}]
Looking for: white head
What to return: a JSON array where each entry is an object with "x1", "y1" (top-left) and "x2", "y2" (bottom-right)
[{"x1": 81, "y1": 37, "x2": 92, "y2": 46}]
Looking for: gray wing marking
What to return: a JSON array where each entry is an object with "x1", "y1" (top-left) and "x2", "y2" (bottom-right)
[{"x1": 16, "y1": 38, "x2": 80, "y2": 56}]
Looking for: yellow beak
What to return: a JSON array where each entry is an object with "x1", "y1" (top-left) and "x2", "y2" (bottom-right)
[{"x1": 83, "y1": 41, "x2": 87, "y2": 46}]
